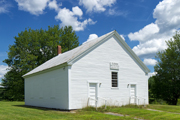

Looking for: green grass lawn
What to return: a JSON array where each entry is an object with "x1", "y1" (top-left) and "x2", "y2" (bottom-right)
[
  {"x1": 109, "y1": 105, "x2": 180, "y2": 120},
  {"x1": 147, "y1": 104, "x2": 180, "y2": 113},
  {"x1": 0, "y1": 101, "x2": 132, "y2": 120},
  {"x1": 1, "y1": 101, "x2": 180, "y2": 120}
]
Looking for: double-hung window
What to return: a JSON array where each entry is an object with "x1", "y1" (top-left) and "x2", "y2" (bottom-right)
[{"x1": 112, "y1": 72, "x2": 118, "y2": 87}]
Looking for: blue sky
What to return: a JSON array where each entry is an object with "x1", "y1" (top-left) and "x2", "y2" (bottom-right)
[{"x1": 0, "y1": 0, "x2": 180, "y2": 81}]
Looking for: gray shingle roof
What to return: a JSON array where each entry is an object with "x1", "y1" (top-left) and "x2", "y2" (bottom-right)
[
  {"x1": 23, "y1": 30, "x2": 151, "y2": 78},
  {"x1": 23, "y1": 30, "x2": 115, "y2": 77}
]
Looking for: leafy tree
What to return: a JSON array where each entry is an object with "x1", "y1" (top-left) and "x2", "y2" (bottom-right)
[
  {"x1": 2, "y1": 25, "x2": 79, "y2": 101},
  {"x1": 153, "y1": 31, "x2": 180, "y2": 105},
  {"x1": 1, "y1": 70, "x2": 24, "y2": 101},
  {"x1": 148, "y1": 76, "x2": 155, "y2": 103}
]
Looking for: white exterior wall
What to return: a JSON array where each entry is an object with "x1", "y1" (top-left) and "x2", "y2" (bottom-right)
[
  {"x1": 25, "y1": 66, "x2": 69, "y2": 110},
  {"x1": 70, "y1": 35, "x2": 149, "y2": 109}
]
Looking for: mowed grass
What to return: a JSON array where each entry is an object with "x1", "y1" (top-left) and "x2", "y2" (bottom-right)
[
  {"x1": 108, "y1": 105, "x2": 180, "y2": 120},
  {"x1": 0, "y1": 101, "x2": 132, "y2": 120},
  {"x1": 147, "y1": 104, "x2": 180, "y2": 113},
  {"x1": 1, "y1": 101, "x2": 180, "y2": 120}
]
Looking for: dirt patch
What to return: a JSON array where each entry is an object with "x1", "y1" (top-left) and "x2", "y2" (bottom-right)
[
  {"x1": 146, "y1": 109, "x2": 162, "y2": 112},
  {"x1": 105, "y1": 112, "x2": 144, "y2": 120},
  {"x1": 105, "y1": 112, "x2": 125, "y2": 117}
]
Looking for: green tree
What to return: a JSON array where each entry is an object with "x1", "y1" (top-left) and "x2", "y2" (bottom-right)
[
  {"x1": 1, "y1": 70, "x2": 24, "y2": 101},
  {"x1": 148, "y1": 76, "x2": 155, "y2": 103},
  {"x1": 2, "y1": 25, "x2": 79, "y2": 101},
  {"x1": 153, "y1": 31, "x2": 180, "y2": 105}
]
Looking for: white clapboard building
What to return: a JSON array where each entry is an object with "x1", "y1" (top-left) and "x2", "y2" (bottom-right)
[{"x1": 23, "y1": 30, "x2": 150, "y2": 110}]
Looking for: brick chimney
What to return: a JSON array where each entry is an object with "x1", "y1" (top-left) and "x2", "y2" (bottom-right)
[{"x1": 57, "y1": 45, "x2": 61, "y2": 55}]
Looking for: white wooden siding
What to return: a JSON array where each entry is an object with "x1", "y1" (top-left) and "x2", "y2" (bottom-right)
[
  {"x1": 70, "y1": 35, "x2": 148, "y2": 109},
  {"x1": 25, "y1": 66, "x2": 69, "y2": 110}
]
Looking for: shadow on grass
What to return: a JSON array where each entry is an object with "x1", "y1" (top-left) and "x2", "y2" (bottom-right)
[
  {"x1": 13, "y1": 105, "x2": 70, "y2": 112},
  {"x1": 13, "y1": 104, "x2": 147, "y2": 113}
]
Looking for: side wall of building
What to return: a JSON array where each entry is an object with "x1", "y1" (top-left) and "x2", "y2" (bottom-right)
[
  {"x1": 25, "y1": 66, "x2": 69, "y2": 110},
  {"x1": 69, "y1": 35, "x2": 149, "y2": 109}
]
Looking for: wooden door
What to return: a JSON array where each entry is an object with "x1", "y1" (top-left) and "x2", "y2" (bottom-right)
[
  {"x1": 130, "y1": 84, "x2": 136, "y2": 104},
  {"x1": 89, "y1": 83, "x2": 97, "y2": 106}
]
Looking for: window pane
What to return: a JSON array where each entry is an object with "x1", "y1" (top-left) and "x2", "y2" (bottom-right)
[
  {"x1": 112, "y1": 72, "x2": 117, "y2": 79},
  {"x1": 112, "y1": 83, "x2": 117, "y2": 87},
  {"x1": 111, "y1": 72, "x2": 118, "y2": 87}
]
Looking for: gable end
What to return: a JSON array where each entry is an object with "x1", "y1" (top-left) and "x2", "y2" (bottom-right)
[{"x1": 68, "y1": 31, "x2": 150, "y2": 74}]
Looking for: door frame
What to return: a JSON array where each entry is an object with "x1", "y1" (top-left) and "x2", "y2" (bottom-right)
[
  {"x1": 129, "y1": 84, "x2": 137, "y2": 104},
  {"x1": 87, "y1": 81, "x2": 99, "y2": 98}
]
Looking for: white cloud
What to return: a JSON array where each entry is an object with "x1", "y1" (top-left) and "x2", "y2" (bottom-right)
[
  {"x1": 55, "y1": 6, "x2": 96, "y2": 31},
  {"x1": 128, "y1": 0, "x2": 180, "y2": 59},
  {"x1": 15, "y1": 0, "x2": 96, "y2": 31},
  {"x1": 48, "y1": 0, "x2": 61, "y2": 11},
  {"x1": 83, "y1": 34, "x2": 98, "y2": 44},
  {"x1": 108, "y1": 8, "x2": 117, "y2": 15},
  {"x1": 0, "y1": 0, "x2": 11, "y2": 14},
  {"x1": 0, "y1": 65, "x2": 8, "y2": 80},
  {"x1": 107, "y1": 8, "x2": 128, "y2": 16},
  {"x1": 143, "y1": 58, "x2": 157, "y2": 66},
  {"x1": 15, "y1": 0, "x2": 49, "y2": 16},
  {"x1": 72, "y1": 6, "x2": 83, "y2": 17},
  {"x1": 132, "y1": 38, "x2": 168, "y2": 58},
  {"x1": 128, "y1": 23, "x2": 159, "y2": 42},
  {"x1": 87, "y1": 34, "x2": 98, "y2": 41},
  {"x1": 153, "y1": 0, "x2": 180, "y2": 32},
  {"x1": 148, "y1": 72, "x2": 157, "y2": 78},
  {"x1": 79, "y1": 0, "x2": 116, "y2": 13}
]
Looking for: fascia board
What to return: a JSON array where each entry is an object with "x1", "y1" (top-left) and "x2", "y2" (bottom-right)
[{"x1": 23, "y1": 62, "x2": 68, "y2": 78}]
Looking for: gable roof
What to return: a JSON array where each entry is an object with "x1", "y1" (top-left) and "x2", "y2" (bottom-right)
[{"x1": 23, "y1": 30, "x2": 150, "y2": 78}]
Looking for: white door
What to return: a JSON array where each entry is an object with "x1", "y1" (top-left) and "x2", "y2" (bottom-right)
[
  {"x1": 89, "y1": 83, "x2": 97, "y2": 106},
  {"x1": 130, "y1": 84, "x2": 136, "y2": 104}
]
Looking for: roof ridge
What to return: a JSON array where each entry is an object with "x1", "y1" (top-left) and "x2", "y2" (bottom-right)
[{"x1": 23, "y1": 30, "x2": 150, "y2": 78}]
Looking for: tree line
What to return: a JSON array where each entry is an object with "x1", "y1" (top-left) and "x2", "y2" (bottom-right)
[{"x1": 1, "y1": 25, "x2": 79, "y2": 101}]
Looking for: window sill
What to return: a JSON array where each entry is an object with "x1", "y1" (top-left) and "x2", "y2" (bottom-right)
[{"x1": 111, "y1": 87, "x2": 119, "y2": 89}]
